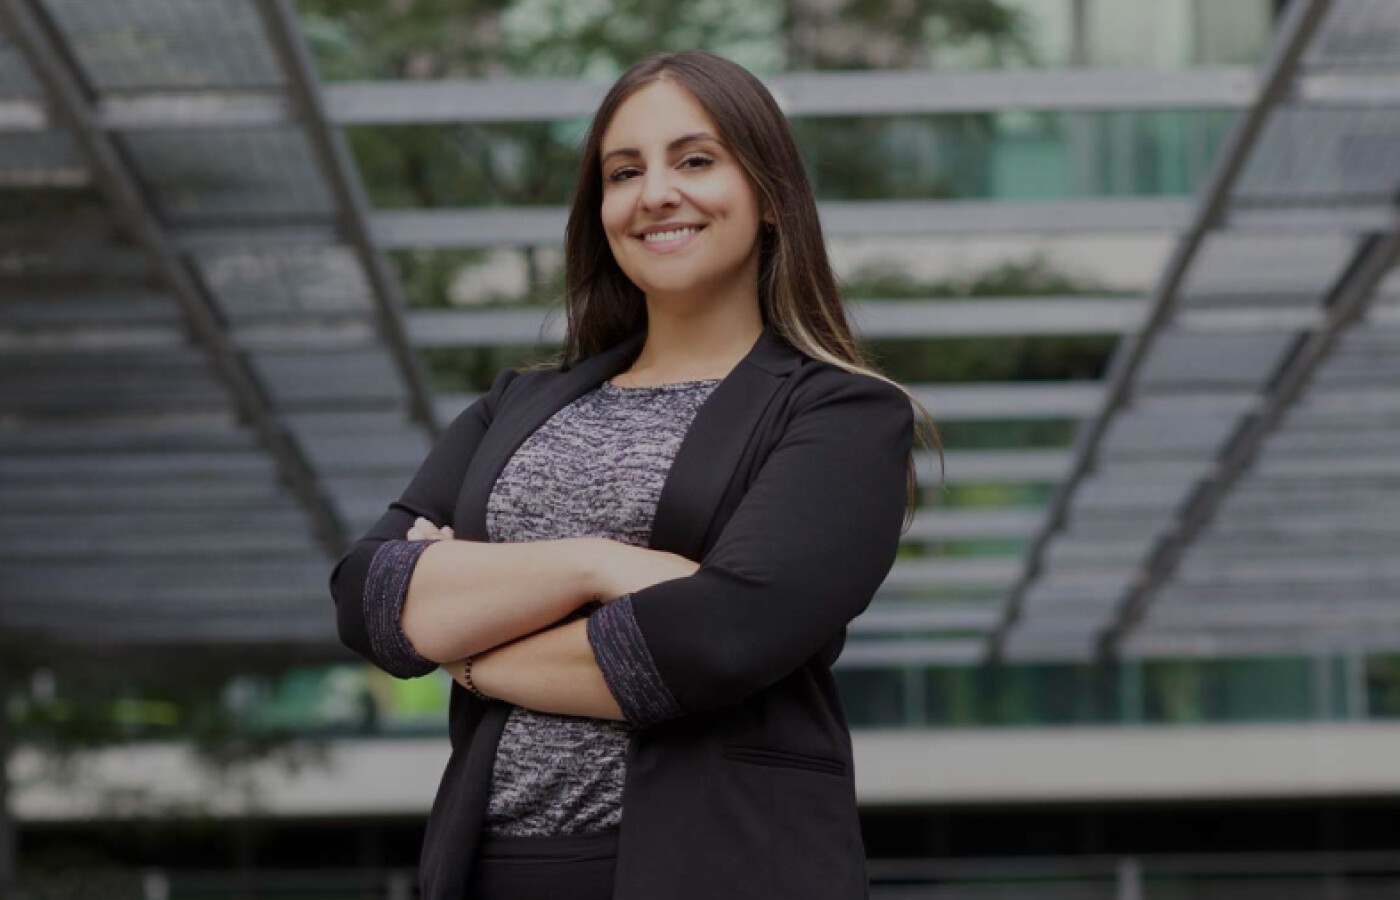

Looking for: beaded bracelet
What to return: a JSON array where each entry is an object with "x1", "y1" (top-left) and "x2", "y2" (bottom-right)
[{"x1": 461, "y1": 655, "x2": 491, "y2": 702}]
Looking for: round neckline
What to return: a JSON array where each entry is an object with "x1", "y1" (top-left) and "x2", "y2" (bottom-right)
[{"x1": 602, "y1": 377, "x2": 723, "y2": 391}]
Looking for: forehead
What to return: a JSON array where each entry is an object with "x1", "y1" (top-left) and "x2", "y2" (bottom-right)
[{"x1": 600, "y1": 80, "x2": 718, "y2": 151}]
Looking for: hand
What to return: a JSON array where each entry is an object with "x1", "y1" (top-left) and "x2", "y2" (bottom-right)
[
  {"x1": 406, "y1": 516, "x2": 453, "y2": 542},
  {"x1": 589, "y1": 539, "x2": 701, "y2": 604}
]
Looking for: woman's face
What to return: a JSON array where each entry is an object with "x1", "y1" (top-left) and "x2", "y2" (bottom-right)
[{"x1": 598, "y1": 78, "x2": 767, "y2": 304}]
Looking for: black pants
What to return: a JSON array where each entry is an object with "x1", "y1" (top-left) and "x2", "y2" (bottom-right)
[{"x1": 466, "y1": 827, "x2": 619, "y2": 899}]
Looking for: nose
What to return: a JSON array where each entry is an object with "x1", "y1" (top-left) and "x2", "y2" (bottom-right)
[{"x1": 639, "y1": 165, "x2": 681, "y2": 212}]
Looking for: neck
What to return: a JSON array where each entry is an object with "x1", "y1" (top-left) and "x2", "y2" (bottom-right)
[
  {"x1": 625, "y1": 304, "x2": 764, "y2": 383},
  {"x1": 623, "y1": 261, "x2": 765, "y2": 382}
]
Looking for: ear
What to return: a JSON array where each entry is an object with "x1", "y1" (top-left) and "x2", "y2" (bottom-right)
[{"x1": 759, "y1": 197, "x2": 777, "y2": 227}]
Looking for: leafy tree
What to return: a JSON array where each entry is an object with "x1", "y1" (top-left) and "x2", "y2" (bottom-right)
[
  {"x1": 293, "y1": 0, "x2": 1031, "y2": 311},
  {"x1": 0, "y1": 639, "x2": 329, "y2": 883}
]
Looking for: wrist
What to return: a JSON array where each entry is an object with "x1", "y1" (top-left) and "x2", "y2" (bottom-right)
[{"x1": 461, "y1": 652, "x2": 492, "y2": 701}]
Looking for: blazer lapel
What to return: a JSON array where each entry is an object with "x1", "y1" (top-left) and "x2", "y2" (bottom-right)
[
  {"x1": 459, "y1": 321, "x2": 803, "y2": 559},
  {"x1": 456, "y1": 328, "x2": 646, "y2": 542},
  {"x1": 648, "y1": 324, "x2": 802, "y2": 560}
]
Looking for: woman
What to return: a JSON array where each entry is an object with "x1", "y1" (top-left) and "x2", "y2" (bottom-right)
[{"x1": 329, "y1": 49, "x2": 940, "y2": 900}]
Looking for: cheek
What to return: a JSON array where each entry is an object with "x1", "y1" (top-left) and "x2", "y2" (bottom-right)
[
  {"x1": 599, "y1": 193, "x2": 627, "y2": 239},
  {"x1": 703, "y1": 174, "x2": 761, "y2": 226}
]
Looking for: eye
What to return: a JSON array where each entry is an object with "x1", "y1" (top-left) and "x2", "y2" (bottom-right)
[{"x1": 606, "y1": 155, "x2": 715, "y2": 184}]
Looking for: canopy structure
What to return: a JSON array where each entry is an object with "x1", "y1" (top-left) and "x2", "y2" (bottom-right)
[{"x1": 0, "y1": 0, "x2": 1395, "y2": 667}]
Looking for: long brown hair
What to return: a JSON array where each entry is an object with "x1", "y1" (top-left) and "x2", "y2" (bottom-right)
[{"x1": 523, "y1": 49, "x2": 943, "y2": 531}]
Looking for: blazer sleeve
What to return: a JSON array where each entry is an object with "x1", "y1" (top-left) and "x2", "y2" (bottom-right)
[
  {"x1": 327, "y1": 366, "x2": 520, "y2": 679},
  {"x1": 586, "y1": 371, "x2": 913, "y2": 726}
]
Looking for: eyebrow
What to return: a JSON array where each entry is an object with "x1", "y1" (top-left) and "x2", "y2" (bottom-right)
[{"x1": 600, "y1": 131, "x2": 721, "y2": 168}]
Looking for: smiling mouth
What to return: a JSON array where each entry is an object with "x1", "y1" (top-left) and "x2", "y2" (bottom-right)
[{"x1": 635, "y1": 225, "x2": 706, "y2": 247}]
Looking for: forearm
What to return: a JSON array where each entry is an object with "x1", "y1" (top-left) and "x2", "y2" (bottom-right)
[
  {"x1": 469, "y1": 618, "x2": 626, "y2": 722},
  {"x1": 401, "y1": 537, "x2": 599, "y2": 664}
]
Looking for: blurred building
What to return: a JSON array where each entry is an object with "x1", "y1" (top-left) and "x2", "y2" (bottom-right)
[{"x1": 2, "y1": 0, "x2": 1400, "y2": 895}]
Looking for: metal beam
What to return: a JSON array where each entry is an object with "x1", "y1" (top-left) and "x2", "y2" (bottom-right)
[
  {"x1": 1144, "y1": 601, "x2": 1400, "y2": 629},
  {"x1": 325, "y1": 67, "x2": 1257, "y2": 124},
  {"x1": 100, "y1": 92, "x2": 290, "y2": 130},
  {"x1": 0, "y1": 618, "x2": 340, "y2": 645},
  {"x1": 160, "y1": 198, "x2": 1393, "y2": 252},
  {"x1": 1100, "y1": 228, "x2": 1400, "y2": 653},
  {"x1": 835, "y1": 639, "x2": 985, "y2": 667},
  {"x1": 930, "y1": 450, "x2": 1071, "y2": 483},
  {"x1": 1122, "y1": 628, "x2": 1400, "y2": 661},
  {"x1": 406, "y1": 299, "x2": 1143, "y2": 344},
  {"x1": 2, "y1": 68, "x2": 1393, "y2": 133},
  {"x1": 984, "y1": 0, "x2": 1337, "y2": 661},
  {"x1": 0, "y1": 67, "x2": 1266, "y2": 134},
  {"x1": 0, "y1": 97, "x2": 44, "y2": 130},
  {"x1": 884, "y1": 559, "x2": 1022, "y2": 591},
  {"x1": 438, "y1": 381, "x2": 1108, "y2": 423},
  {"x1": 905, "y1": 509, "x2": 1044, "y2": 541},
  {"x1": 854, "y1": 604, "x2": 1002, "y2": 633},
  {"x1": 250, "y1": 0, "x2": 440, "y2": 437},
  {"x1": 371, "y1": 198, "x2": 1194, "y2": 249},
  {"x1": 401, "y1": 301, "x2": 1337, "y2": 346},
  {"x1": 0, "y1": 0, "x2": 349, "y2": 558}
]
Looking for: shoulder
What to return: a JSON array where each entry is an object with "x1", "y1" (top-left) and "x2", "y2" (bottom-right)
[
  {"x1": 438, "y1": 365, "x2": 552, "y2": 435},
  {"x1": 487, "y1": 364, "x2": 558, "y2": 408},
  {"x1": 785, "y1": 359, "x2": 912, "y2": 416}
]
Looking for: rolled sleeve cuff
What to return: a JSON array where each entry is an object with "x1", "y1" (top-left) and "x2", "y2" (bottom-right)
[
  {"x1": 364, "y1": 539, "x2": 438, "y2": 679},
  {"x1": 586, "y1": 593, "x2": 684, "y2": 729}
]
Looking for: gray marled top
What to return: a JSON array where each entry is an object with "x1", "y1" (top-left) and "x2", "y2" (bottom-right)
[{"x1": 483, "y1": 376, "x2": 721, "y2": 837}]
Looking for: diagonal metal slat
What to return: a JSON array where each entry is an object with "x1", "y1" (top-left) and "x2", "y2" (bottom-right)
[
  {"x1": 0, "y1": 0, "x2": 348, "y2": 557},
  {"x1": 1102, "y1": 228, "x2": 1400, "y2": 653},
  {"x1": 249, "y1": 0, "x2": 439, "y2": 437},
  {"x1": 984, "y1": 0, "x2": 1338, "y2": 661}
]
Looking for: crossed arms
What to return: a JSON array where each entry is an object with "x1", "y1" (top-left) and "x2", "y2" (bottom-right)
[
  {"x1": 327, "y1": 365, "x2": 913, "y2": 729},
  {"x1": 396, "y1": 522, "x2": 697, "y2": 724}
]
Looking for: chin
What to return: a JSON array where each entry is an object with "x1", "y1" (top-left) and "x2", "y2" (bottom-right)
[{"x1": 637, "y1": 273, "x2": 718, "y2": 297}]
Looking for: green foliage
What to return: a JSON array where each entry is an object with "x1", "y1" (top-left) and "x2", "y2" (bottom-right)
[
  {"x1": 848, "y1": 256, "x2": 1124, "y2": 384},
  {"x1": 423, "y1": 342, "x2": 562, "y2": 392},
  {"x1": 842, "y1": 254, "x2": 1123, "y2": 299},
  {"x1": 3, "y1": 655, "x2": 329, "y2": 819},
  {"x1": 295, "y1": 0, "x2": 1033, "y2": 81},
  {"x1": 871, "y1": 332, "x2": 1117, "y2": 383},
  {"x1": 1367, "y1": 655, "x2": 1400, "y2": 718},
  {"x1": 791, "y1": 114, "x2": 995, "y2": 201},
  {"x1": 842, "y1": 657, "x2": 1335, "y2": 729},
  {"x1": 1141, "y1": 658, "x2": 1315, "y2": 724},
  {"x1": 347, "y1": 123, "x2": 586, "y2": 209},
  {"x1": 810, "y1": 0, "x2": 1033, "y2": 69},
  {"x1": 296, "y1": 0, "x2": 515, "y2": 79},
  {"x1": 933, "y1": 419, "x2": 1076, "y2": 450}
]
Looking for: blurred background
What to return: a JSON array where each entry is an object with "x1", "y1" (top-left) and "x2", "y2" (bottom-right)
[{"x1": 2, "y1": 0, "x2": 1400, "y2": 896}]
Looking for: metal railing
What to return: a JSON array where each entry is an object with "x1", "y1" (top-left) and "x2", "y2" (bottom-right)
[{"x1": 9, "y1": 851, "x2": 1400, "y2": 899}]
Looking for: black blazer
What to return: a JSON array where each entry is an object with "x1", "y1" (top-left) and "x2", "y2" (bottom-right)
[{"x1": 329, "y1": 321, "x2": 914, "y2": 899}]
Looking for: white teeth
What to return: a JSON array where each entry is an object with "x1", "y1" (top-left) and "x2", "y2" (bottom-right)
[{"x1": 642, "y1": 227, "x2": 699, "y2": 244}]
